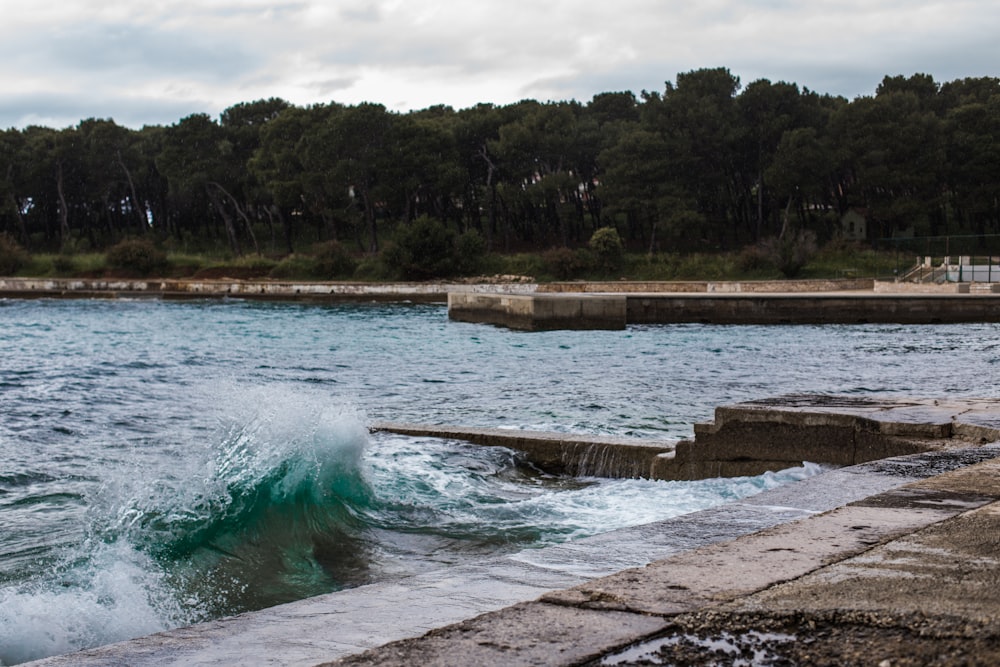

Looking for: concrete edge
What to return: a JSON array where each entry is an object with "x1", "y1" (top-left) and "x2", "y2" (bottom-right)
[{"x1": 320, "y1": 448, "x2": 1000, "y2": 666}]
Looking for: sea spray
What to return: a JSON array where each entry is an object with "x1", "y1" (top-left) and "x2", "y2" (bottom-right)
[
  {"x1": 0, "y1": 386, "x2": 374, "y2": 665},
  {"x1": 0, "y1": 541, "x2": 186, "y2": 666},
  {"x1": 93, "y1": 386, "x2": 376, "y2": 613}
]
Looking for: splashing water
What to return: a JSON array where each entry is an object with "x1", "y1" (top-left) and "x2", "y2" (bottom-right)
[{"x1": 1, "y1": 387, "x2": 374, "y2": 665}]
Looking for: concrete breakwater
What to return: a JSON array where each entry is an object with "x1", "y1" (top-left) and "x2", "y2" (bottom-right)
[
  {"x1": 7, "y1": 277, "x2": 1000, "y2": 328},
  {"x1": 0, "y1": 277, "x2": 537, "y2": 302},
  {"x1": 376, "y1": 396, "x2": 1000, "y2": 481},
  {"x1": 449, "y1": 289, "x2": 1000, "y2": 329},
  {"x1": 30, "y1": 395, "x2": 1000, "y2": 666},
  {"x1": 370, "y1": 423, "x2": 674, "y2": 479}
]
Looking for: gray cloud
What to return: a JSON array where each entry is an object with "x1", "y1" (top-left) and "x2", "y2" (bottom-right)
[{"x1": 1, "y1": 0, "x2": 998, "y2": 129}]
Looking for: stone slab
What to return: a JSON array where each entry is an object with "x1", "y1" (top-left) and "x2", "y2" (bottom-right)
[
  {"x1": 370, "y1": 423, "x2": 674, "y2": 478},
  {"x1": 541, "y1": 503, "x2": 969, "y2": 615},
  {"x1": 326, "y1": 449, "x2": 1000, "y2": 667}
]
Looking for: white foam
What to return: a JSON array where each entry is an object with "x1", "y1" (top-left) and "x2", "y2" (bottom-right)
[{"x1": 0, "y1": 542, "x2": 187, "y2": 666}]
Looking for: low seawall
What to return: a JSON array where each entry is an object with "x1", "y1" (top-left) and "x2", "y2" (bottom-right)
[
  {"x1": 376, "y1": 397, "x2": 1000, "y2": 482},
  {"x1": 450, "y1": 290, "x2": 1000, "y2": 328},
  {"x1": 372, "y1": 423, "x2": 673, "y2": 478},
  {"x1": 446, "y1": 292, "x2": 627, "y2": 330},
  {"x1": 539, "y1": 278, "x2": 875, "y2": 293},
  {"x1": 626, "y1": 292, "x2": 1000, "y2": 324},
  {"x1": 0, "y1": 278, "x2": 538, "y2": 303}
]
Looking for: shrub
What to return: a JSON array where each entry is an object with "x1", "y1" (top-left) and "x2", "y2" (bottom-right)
[
  {"x1": 105, "y1": 238, "x2": 167, "y2": 276},
  {"x1": 737, "y1": 244, "x2": 770, "y2": 273},
  {"x1": 312, "y1": 240, "x2": 357, "y2": 279},
  {"x1": 542, "y1": 246, "x2": 591, "y2": 280},
  {"x1": 382, "y1": 216, "x2": 458, "y2": 279},
  {"x1": 588, "y1": 226, "x2": 624, "y2": 273},
  {"x1": 52, "y1": 254, "x2": 76, "y2": 274},
  {"x1": 454, "y1": 230, "x2": 487, "y2": 275},
  {"x1": 759, "y1": 229, "x2": 818, "y2": 278},
  {"x1": 0, "y1": 233, "x2": 28, "y2": 275},
  {"x1": 269, "y1": 254, "x2": 319, "y2": 279}
]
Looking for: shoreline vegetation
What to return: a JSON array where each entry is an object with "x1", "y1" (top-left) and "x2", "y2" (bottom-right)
[
  {"x1": 1, "y1": 231, "x2": 901, "y2": 284},
  {"x1": 2, "y1": 68, "x2": 999, "y2": 285}
]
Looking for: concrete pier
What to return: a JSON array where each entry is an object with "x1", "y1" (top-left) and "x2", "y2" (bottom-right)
[
  {"x1": 446, "y1": 292, "x2": 627, "y2": 331},
  {"x1": 377, "y1": 396, "x2": 1000, "y2": 481},
  {"x1": 626, "y1": 291, "x2": 1000, "y2": 325},
  {"x1": 28, "y1": 396, "x2": 1000, "y2": 667},
  {"x1": 449, "y1": 290, "x2": 1000, "y2": 328},
  {"x1": 371, "y1": 423, "x2": 672, "y2": 478}
]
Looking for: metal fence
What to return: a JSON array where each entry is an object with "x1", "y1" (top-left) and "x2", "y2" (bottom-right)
[{"x1": 877, "y1": 235, "x2": 1000, "y2": 283}]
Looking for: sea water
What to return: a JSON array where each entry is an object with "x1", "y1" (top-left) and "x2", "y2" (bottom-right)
[{"x1": 0, "y1": 299, "x2": 996, "y2": 665}]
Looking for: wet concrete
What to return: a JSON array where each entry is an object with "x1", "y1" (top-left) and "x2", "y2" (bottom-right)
[
  {"x1": 370, "y1": 423, "x2": 675, "y2": 479},
  {"x1": 376, "y1": 397, "x2": 1000, "y2": 482},
  {"x1": 324, "y1": 448, "x2": 1000, "y2": 667},
  {"x1": 25, "y1": 399, "x2": 1000, "y2": 667}
]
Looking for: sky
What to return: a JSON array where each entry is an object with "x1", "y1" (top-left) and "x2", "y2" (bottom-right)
[{"x1": 1, "y1": 0, "x2": 998, "y2": 130}]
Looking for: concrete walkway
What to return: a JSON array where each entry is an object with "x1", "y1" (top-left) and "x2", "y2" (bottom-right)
[{"x1": 325, "y1": 446, "x2": 1000, "y2": 666}]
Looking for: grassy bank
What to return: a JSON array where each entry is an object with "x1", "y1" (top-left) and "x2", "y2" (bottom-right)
[
  {"x1": 2, "y1": 231, "x2": 900, "y2": 283},
  {"x1": 7, "y1": 245, "x2": 899, "y2": 283}
]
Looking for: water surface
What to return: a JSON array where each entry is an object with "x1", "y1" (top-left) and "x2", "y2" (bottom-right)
[{"x1": 1, "y1": 299, "x2": 996, "y2": 664}]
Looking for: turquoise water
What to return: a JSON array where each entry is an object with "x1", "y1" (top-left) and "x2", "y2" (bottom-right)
[{"x1": 0, "y1": 299, "x2": 997, "y2": 664}]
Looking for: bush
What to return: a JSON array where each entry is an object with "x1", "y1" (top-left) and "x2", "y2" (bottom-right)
[
  {"x1": 588, "y1": 226, "x2": 624, "y2": 273},
  {"x1": 312, "y1": 240, "x2": 357, "y2": 279},
  {"x1": 269, "y1": 254, "x2": 319, "y2": 279},
  {"x1": 52, "y1": 254, "x2": 76, "y2": 274},
  {"x1": 736, "y1": 244, "x2": 770, "y2": 273},
  {"x1": 382, "y1": 216, "x2": 458, "y2": 279},
  {"x1": 542, "y1": 246, "x2": 591, "y2": 280},
  {"x1": 105, "y1": 238, "x2": 167, "y2": 276},
  {"x1": 454, "y1": 229, "x2": 487, "y2": 275},
  {"x1": 0, "y1": 233, "x2": 28, "y2": 275},
  {"x1": 759, "y1": 229, "x2": 818, "y2": 278}
]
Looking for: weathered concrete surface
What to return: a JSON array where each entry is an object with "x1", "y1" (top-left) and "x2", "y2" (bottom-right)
[
  {"x1": 449, "y1": 289, "x2": 1000, "y2": 329},
  {"x1": 874, "y1": 280, "x2": 976, "y2": 293},
  {"x1": 664, "y1": 395, "x2": 1000, "y2": 480},
  {"x1": 371, "y1": 422, "x2": 674, "y2": 478},
  {"x1": 626, "y1": 291, "x2": 1000, "y2": 324},
  {"x1": 377, "y1": 397, "x2": 1000, "y2": 482},
  {"x1": 538, "y1": 278, "x2": 874, "y2": 293},
  {"x1": 447, "y1": 292, "x2": 627, "y2": 330},
  {"x1": 326, "y1": 449, "x2": 1000, "y2": 667},
  {"x1": 0, "y1": 277, "x2": 537, "y2": 303}
]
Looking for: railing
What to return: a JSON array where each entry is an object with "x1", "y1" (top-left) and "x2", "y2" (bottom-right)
[{"x1": 900, "y1": 256, "x2": 1000, "y2": 283}]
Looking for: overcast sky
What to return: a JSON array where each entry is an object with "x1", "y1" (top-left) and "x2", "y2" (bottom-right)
[{"x1": 1, "y1": 0, "x2": 998, "y2": 130}]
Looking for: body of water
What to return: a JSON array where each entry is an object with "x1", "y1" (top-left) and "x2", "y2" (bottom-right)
[{"x1": 1, "y1": 298, "x2": 996, "y2": 664}]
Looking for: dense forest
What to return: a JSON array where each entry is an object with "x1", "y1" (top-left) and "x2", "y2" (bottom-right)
[{"x1": 1, "y1": 68, "x2": 999, "y2": 269}]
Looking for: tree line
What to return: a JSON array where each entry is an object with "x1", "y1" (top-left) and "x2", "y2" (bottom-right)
[{"x1": 1, "y1": 68, "x2": 999, "y2": 260}]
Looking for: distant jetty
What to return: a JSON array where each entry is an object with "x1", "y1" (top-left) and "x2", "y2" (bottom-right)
[
  {"x1": 3, "y1": 276, "x2": 1000, "y2": 328},
  {"x1": 448, "y1": 278, "x2": 1000, "y2": 329}
]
